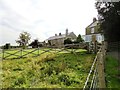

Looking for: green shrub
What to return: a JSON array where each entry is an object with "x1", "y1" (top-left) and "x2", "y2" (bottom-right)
[
  {"x1": 42, "y1": 53, "x2": 56, "y2": 62},
  {"x1": 105, "y1": 55, "x2": 120, "y2": 88},
  {"x1": 14, "y1": 76, "x2": 26, "y2": 86},
  {"x1": 44, "y1": 66, "x2": 54, "y2": 76},
  {"x1": 58, "y1": 74, "x2": 71, "y2": 86}
]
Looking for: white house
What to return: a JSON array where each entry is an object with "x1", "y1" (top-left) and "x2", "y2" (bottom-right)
[{"x1": 82, "y1": 18, "x2": 104, "y2": 43}]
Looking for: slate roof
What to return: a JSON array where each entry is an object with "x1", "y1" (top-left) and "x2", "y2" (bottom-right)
[
  {"x1": 47, "y1": 32, "x2": 73, "y2": 40},
  {"x1": 86, "y1": 20, "x2": 99, "y2": 28}
]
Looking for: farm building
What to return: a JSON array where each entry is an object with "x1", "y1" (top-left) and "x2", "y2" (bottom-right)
[{"x1": 46, "y1": 29, "x2": 77, "y2": 48}]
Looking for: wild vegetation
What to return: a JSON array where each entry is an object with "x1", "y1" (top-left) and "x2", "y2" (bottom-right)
[
  {"x1": 1, "y1": 49, "x2": 95, "y2": 88},
  {"x1": 105, "y1": 55, "x2": 120, "y2": 88}
]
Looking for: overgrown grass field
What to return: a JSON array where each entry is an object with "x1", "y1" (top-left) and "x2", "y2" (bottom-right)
[{"x1": 0, "y1": 49, "x2": 95, "y2": 88}]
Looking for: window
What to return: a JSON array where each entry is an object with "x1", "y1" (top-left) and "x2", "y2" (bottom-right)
[
  {"x1": 85, "y1": 35, "x2": 92, "y2": 42},
  {"x1": 91, "y1": 28, "x2": 94, "y2": 33},
  {"x1": 96, "y1": 34, "x2": 103, "y2": 43}
]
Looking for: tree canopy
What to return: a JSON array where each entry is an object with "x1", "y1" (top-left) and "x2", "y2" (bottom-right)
[
  {"x1": 96, "y1": 2, "x2": 120, "y2": 42},
  {"x1": 16, "y1": 31, "x2": 31, "y2": 48},
  {"x1": 29, "y1": 39, "x2": 41, "y2": 48},
  {"x1": 76, "y1": 34, "x2": 84, "y2": 43}
]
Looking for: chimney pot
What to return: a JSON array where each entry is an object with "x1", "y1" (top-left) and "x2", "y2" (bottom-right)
[
  {"x1": 93, "y1": 17, "x2": 97, "y2": 22},
  {"x1": 66, "y1": 28, "x2": 68, "y2": 36},
  {"x1": 59, "y1": 33, "x2": 62, "y2": 36}
]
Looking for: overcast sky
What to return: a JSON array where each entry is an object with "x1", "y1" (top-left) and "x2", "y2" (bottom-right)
[{"x1": 0, "y1": 0, "x2": 98, "y2": 45}]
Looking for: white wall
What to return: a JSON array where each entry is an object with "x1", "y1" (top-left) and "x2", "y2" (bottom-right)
[
  {"x1": 82, "y1": 35, "x2": 92, "y2": 42},
  {"x1": 82, "y1": 34, "x2": 104, "y2": 43},
  {"x1": 96, "y1": 34, "x2": 104, "y2": 43}
]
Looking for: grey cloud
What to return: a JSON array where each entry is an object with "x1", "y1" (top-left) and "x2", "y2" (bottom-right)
[
  {"x1": 0, "y1": 19, "x2": 21, "y2": 32},
  {"x1": 34, "y1": 20, "x2": 45, "y2": 24},
  {"x1": 0, "y1": 1, "x2": 30, "y2": 32}
]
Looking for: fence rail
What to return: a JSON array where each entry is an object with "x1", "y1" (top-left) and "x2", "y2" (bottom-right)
[
  {"x1": 2, "y1": 48, "x2": 40, "y2": 59},
  {"x1": 1, "y1": 47, "x2": 82, "y2": 60},
  {"x1": 83, "y1": 42, "x2": 106, "y2": 89}
]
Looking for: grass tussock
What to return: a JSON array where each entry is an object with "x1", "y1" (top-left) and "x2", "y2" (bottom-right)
[{"x1": 105, "y1": 55, "x2": 120, "y2": 88}]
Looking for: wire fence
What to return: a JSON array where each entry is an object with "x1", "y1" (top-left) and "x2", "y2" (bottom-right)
[{"x1": 83, "y1": 42, "x2": 106, "y2": 89}]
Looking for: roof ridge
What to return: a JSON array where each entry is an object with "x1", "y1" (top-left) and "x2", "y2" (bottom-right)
[{"x1": 86, "y1": 20, "x2": 99, "y2": 28}]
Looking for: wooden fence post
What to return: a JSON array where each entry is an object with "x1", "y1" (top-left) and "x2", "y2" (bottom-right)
[
  {"x1": 87, "y1": 43, "x2": 90, "y2": 53},
  {"x1": 20, "y1": 49, "x2": 23, "y2": 58},
  {"x1": 94, "y1": 41, "x2": 98, "y2": 54},
  {"x1": 97, "y1": 52, "x2": 106, "y2": 88},
  {"x1": 38, "y1": 47, "x2": 40, "y2": 55},
  {"x1": 2, "y1": 49, "x2": 4, "y2": 59}
]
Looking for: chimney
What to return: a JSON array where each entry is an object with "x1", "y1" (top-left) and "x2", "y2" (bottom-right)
[
  {"x1": 93, "y1": 17, "x2": 97, "y2": 22},
  {"x1": 55, "y1": 34, "x2": 57, "y2": 36},
  {"x1": 66, "y1": 28, "x2": 68, "y2": 36},
  {"x1": 59, "y1": 33, "x2": 62, "y2": 36}
]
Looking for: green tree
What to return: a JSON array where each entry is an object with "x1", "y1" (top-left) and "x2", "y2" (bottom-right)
[
  {"x1": 4, "y1": 43, "x2": 10, "y2": 49},
  {"x1": 76, "y1": 34, "x2": 84, "y2": 43},
  {"x1": 64, "y1": 38, "x2": 72, "y2": 44},
  {"x1": 95, "y1": 2, "x2": 120, "y2": 42},
  {"x1": 48, "y1": 40, "x2": 51, "y2": 46},
  {"x1": 16, "y1": 31, "x2": 31, "y2": 48},
  {"x1": 29, "y1": 39, "x2": 42, "y2": 48}
]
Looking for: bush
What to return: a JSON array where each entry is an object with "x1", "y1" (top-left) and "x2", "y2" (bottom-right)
[
  {"x1": 14, "y1": 76, "x2": 26, "y2": 86},
  {"x1": 58, "y1": 74, "x2": 71, "y2": 86},
  {"x1": 4, "y1": 43, "x2": 10, "y2": 49},
  {"x1": 43, "y1": 53, "x2": 56, "y2": 62},
  {"x1": 64, "y1": 38, "x2": 72, "y2": 45}
]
